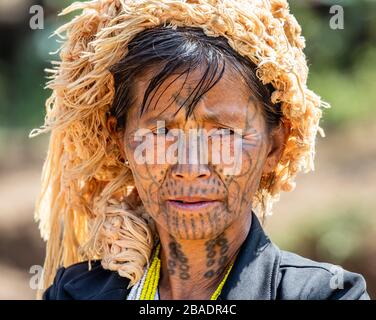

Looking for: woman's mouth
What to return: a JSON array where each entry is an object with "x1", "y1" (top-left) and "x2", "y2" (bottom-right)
[{"x1": 166, "y1": 197, "x2": 221, "y2": 211}]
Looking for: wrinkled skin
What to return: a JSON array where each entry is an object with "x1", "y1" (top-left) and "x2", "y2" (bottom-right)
[{"x1": 108, "y1": 66, "x2": 289, "y2": 299}]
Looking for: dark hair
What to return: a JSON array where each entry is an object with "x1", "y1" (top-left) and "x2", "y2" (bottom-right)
[{"x1": 110, "y1": 26, "x2": 282, "y2": 131}]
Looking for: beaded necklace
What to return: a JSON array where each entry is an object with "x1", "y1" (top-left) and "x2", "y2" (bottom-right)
[{"x1": 127, "y1": 242, "x2": 233, "y2": 300}]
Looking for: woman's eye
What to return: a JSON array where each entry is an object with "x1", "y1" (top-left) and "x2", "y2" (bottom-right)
[
  {"x1": 211, "y1": 128, "x2": 235, "y2": 136},
  {"x1": 153, "y1": 127, "x2": 169, "y2": 135}
]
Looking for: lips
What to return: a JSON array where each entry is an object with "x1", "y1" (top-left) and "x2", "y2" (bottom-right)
[{"x1": 166, "y1": 196, "x2": 221, "y2": 211}]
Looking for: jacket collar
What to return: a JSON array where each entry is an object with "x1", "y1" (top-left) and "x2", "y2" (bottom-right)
[
  {"x1": 219, "y1": 211, "x2": 281, "y2": 300},
  {"x1": 63, "y1": 211, "x2": 281, "y2": 300}
]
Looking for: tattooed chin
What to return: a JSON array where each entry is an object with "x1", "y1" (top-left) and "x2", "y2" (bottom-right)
[{"x1": 155, "y1": 184, "x2": 234, "y2": 240}]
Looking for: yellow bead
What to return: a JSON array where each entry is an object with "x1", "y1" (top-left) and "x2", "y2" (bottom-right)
[
  {"x1": 140, "y1": 243, "x2": 160, "y2": 300},
  {"x1": 210, "y1": 263, "x2": 233, "y2": 300}
]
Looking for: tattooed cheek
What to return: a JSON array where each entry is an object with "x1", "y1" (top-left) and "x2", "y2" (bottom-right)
[
  {"x1": 156, "y1": 169, "x2": 167, "y2": 184},
  {"x1": 211, "y1": 165, "x2": 226, "y2": 183},
  {"x1": 145, "y1": 164, "x2": 168, "y2": 185}
]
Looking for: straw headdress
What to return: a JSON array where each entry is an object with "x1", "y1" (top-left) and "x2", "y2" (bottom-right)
[{"x1": 29, "y1": 0, "x2": 329, "y2": 298}]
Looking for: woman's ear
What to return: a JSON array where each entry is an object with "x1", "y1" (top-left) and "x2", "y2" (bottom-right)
[
  {"x1": 262, "y1": 120, "x2": 290, "y2": 175},
  {"x1": 106, "y1": 114, "x2": 127, "y2": 161}
]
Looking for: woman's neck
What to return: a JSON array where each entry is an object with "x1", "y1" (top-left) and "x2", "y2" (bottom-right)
[{"x1": 156, "y1": 212, "x2": 252, "y2": 300}]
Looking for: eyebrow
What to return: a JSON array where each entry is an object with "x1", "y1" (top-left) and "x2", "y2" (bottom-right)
[
  {"x1": 200, "y1": 110, "x2": 244, "y2": 128},
  {"x1": 143, "y1": 115, "x2": 179, "y2": 128},
  {"x1": 142, "y1": 111, "x2": 244, "y2": 128}
]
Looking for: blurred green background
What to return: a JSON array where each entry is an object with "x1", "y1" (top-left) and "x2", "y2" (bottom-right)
[{"x1": 0, "y1": 0, "x2": 375, "y2": 299}]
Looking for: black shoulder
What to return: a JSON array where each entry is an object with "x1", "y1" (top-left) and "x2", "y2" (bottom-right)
[
  {"x1": 277, "y1": 251, "x2": 370, "y2": 300},
  {"x1": 42, "y1": 260, "x2": 111, "y2": 300}
]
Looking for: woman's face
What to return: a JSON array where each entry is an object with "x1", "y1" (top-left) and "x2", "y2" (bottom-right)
[{"x1": 119, "y1": 66, "x2": 282, "y2": 240}]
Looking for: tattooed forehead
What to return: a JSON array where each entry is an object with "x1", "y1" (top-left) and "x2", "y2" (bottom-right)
[{"x1": 126, "y1": 65, "x2": 264, "y2": 131}]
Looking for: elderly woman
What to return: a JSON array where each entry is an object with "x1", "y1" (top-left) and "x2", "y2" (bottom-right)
[{"x1": 31, "y1": 0, "x2": 369, "y2": 300}]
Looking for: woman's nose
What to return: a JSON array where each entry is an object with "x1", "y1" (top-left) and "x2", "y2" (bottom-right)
[{"x1": 171, "y1": 164, "x2": 211, "y2": 181}]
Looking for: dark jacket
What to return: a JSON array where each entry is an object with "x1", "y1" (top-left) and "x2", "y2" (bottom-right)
[{"x1": 43, "y1": 212, "x2": 370, "y2": 300}]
